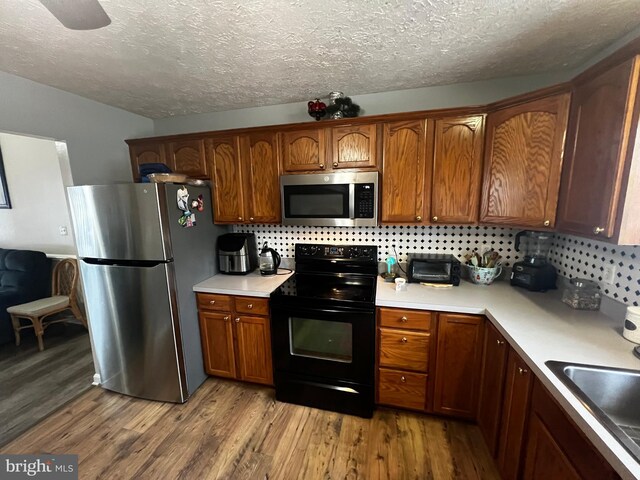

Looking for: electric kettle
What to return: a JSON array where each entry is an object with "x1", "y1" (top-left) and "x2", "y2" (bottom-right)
[{"x1": 259, "y1": 242, "x2": 281, "y2": 276}]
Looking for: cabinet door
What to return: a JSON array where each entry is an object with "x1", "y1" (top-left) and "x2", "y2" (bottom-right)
[
  {"x1": 522, "y1": 379, "x2": 618, "y2": 480},
  {"x1": 281, "y1": 129, "x2": 326, "y2": 172},
  {"x1": 431, "y1": 115, "x2": 485, "y2": 224},
  {"x1": 167, "y1": 139, "x2": 208, "y2": 177},
  {"x1": 558, "y1": 57, "x2": 640, "y2": 239},
  {"x1": 477, "y1": 321, "x2": 509, "y2": 457},
  {"x1": 496, "y1": 348, "x2": 533, "y2": 480},
  {"x1": 199, "y1": 311, "x2": 236, "y2": 379},
  {"x1": 234, "y1": 315, "x2": 273, "y2": 385},
  {"x1": 241, "y1": 132, "x2": 281, "y2": 224},
  {"x1": 330, "y1": 124, "x2": 378, "y2": 169},
  {"x1": 433, "y1": 313, "x2": 484, "y2": 419},
  {"x1": 480, "y1": 94, "x2": 570, "y2": 228},
  {"x1": 522, "y1": 412, "x2": 581, "y2": 480},
  {"x1": 129, "y1": 142, "x2": 167, "y2": 181},
  {"x1": 208, "y1": 136, "x2": 245, "y2": 224},
  {"x1": 381, "y1": 120, "x2": 429, "y2": 223}
]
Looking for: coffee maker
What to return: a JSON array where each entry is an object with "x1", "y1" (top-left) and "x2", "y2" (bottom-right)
[{"x1": 511, "y1": 230, "x2": 557, "y2": 291}]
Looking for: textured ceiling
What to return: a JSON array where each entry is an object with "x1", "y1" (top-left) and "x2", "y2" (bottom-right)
[{"x1": 0, "y1": 0, "x2": 639, "y2": 118}]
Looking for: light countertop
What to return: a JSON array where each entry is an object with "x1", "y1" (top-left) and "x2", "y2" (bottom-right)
[
  {"x1": 377, "y1": 278, "x2": 640, "y2": 479},
  {"x1": 193, "y1": 270, "x2": 293, "y2": 297}
]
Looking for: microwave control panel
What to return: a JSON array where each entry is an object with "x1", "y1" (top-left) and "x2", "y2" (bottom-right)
[{"x1": 354, "y1": 183, "x2": 375, "y2": 219}]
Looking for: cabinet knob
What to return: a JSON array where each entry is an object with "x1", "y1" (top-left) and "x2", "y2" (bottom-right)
[
  {"x1": 224, "y1": 315, "x2": 230, "y2": 321},
  {"x1": 496, "y1": 339, "x2": 505, "y2": 345},
  {"x1": 543, "y1": 220, "x2": 550, "y2": 227},
  {"x1": 432, "y1": 216, "x2": 438, "y2": 222},
  {"x1": 401, "y1": 337, "x2": 408, "y2": 343},
  {"x1": 249, "y1": 217, "x2": 254, "y2": 222},
  {"x1": 415, "y1": 216, "x2": 422, "y2": 222},
  {"x1": 247, "y1": 304, "x2": 253, "y2": 309},
  {"x1": 234, "y1": 317, "x2": 240, "y2": 323},
  {"x1": 400, "y1": 316, "x2": 408, "y2": 323},
  {"x1": 593, "y1": 226, "x2": 605, "y2": 235},
  {"x1": 209, "y1": 300, "x2": 216, "y2": 305},
  {"x1": 518, "y1": 367, "x2": 528, "y2": 375},
  {"x1": 319, "y1": 163, "x2": 325, "y2": 169},
  {"x1": 400, "y1": 376, "x2": 406, "y2": 383},
  {"x1": 333, "y1": 162, "x2": 339, "y2": 168},
  {"x1": 238, "y1": 217, "x2": 243, "y2": 221}
]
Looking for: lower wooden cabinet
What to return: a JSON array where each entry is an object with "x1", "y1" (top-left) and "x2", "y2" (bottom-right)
[
  {"x1": 197, "y1": 293, "x2": 273, "y2": 386},
  {"x1": 378, "y1": 368, "x2": 427, "y2": 411},
  {"x1": 432, "y1": 313, "x2": 484, "y2": 419},
  {"x1": 522, "y1": 379, "x2": 619, "y2": 480},
  {"x1": 477, "y1": 320, "x2": 509, "y2": 457},
  {"x1": 496, "y1": 348, "x2": 534, "y2": 480}
]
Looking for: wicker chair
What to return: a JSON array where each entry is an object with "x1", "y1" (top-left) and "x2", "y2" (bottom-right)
[{"x1": 7, "y1": 259, "x2": 87, "y2": 351}]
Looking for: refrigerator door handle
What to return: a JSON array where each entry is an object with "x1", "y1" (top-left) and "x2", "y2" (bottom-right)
[{"x1": 82, "y1": 258, "x2": 170, "y2": 267}]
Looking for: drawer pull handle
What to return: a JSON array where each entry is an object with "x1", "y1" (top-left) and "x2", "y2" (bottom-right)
[
  {"x1": 234, "y1": 317, "x2": 240, "y2": 323},
  {"x1": 247, "y1": 304, "x2": 253, "y2": 309},
  {"x1": 496, "y1": 339, "x2": 505, "y2": 345},
  {"x1": 401, "y1": 337, "x2": 408, "y2": 343},
  {"x1": 209, "y1": 300, "x2": 216, "y2": 305},
  {"x1": 400, "y1": 376, "x2": 406, "y2": 383},
  {"x1": 400, "y1": 316, "x2": 408, "y2": 322},
  {"x1": 518, "y1": 367, "x2": 528, "y2": 375}
]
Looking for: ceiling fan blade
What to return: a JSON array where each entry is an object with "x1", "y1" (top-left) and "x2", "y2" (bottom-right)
[{"x1": 38, "y1": 0, "x2": 111, "y2": 30}]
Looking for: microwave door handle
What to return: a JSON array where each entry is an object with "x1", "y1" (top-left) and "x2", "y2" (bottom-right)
[{"x1": 348, "y1": 183, "x2": 355, "y2": 219}]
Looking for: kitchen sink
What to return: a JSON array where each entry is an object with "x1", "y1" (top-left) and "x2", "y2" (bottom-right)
[{"x1": 546, "y1": 360, "x2": 640, "y2": 463}]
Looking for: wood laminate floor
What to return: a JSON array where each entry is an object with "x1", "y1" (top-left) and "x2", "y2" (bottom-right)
[
  {"x1": 2, "y1": 378, "x2": 499, "y2": 479},
  {"x1": 0, "y1": 323, "x2": 94, "y2": 446}
]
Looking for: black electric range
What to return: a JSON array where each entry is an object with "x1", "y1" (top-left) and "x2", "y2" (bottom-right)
[{"x1": 270, "y1": 243, "x2": 378, "y2": 417}]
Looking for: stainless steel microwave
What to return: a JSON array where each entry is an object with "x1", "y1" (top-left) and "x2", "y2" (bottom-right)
[{"x1": 280, "y1": 172, "x2": 379, "y2": 226}]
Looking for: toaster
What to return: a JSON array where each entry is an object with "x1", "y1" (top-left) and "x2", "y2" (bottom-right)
[{"x1": 407, "y1": 253, "x2": 461, "y2": 286}]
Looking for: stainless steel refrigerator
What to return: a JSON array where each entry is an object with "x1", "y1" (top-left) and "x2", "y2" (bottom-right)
[{"x1": 67, "y1": 183, "x2": 227, "y2": 403}]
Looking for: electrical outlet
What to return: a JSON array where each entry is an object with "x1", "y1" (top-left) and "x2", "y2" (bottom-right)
[
  {"x1": 59, "y1": 226, "x2": 68, "y2": 236},
  {"x1": 602, "y1": 264, "x2": 616, "y2": 285}
]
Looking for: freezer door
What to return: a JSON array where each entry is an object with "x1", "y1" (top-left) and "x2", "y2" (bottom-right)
[
  {"x1": 68, "y1": 184, "x2": 171, "y2": 261},
  {"x1": 80, "y1": 260, "x2": 187, "y2": 402}
]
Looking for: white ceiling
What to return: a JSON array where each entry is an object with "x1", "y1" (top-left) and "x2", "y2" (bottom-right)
[{"x1": 0, "y1": 0, "x2": 639, "y2": 119}]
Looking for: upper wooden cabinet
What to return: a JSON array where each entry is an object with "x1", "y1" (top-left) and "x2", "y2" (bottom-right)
[
  {"x1": 128, "y1": 142, "x2": 168, "y2": 181},
  {"x1": 240, "y1": 132, "x2": 281, "y2": 224},
  {"x1": 166, "y1": 139, "x2": 208, "y2": 178},
  {"x1": 557, "y1": 55, "x2": 640, "y2": 244},
  {"x1": 281, "y1": 128, "x2": 326, "y2": 172},
  {"x1": 330, "y1": 124, "x2": 378, "y2": 169},
  {"x1": 431, "y1": 115, "x2": 485, "y2": 224},
  {"x1": 480, "y1": 93, "x2": 570, "y2": 229},
  {"x1": 432, "y1": 313, "x2": 484, "y2": 419},
  {"x1": 207, "y1": 136, "x2": 245, "y2": 224},
  {"x1": 281, "y1": 124, "x2": 379, "y2": 173},
  {"x1": 381, "y1": 120, "x2": 430, "y2": 224}
]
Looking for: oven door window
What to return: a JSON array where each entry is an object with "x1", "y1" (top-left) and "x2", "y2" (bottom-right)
[
  {"x1": 289, "y1": 317, "x2": 352, "y2": 363},
  {"x1": 283, "y1": 184, "x2": 350, "y2": 219},
  {"x1": 412, "y1": 262, "x2": 451, "y2": 282}
]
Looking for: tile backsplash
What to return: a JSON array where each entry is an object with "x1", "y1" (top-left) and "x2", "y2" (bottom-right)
[
  {"x1": 549, "y1": 234, "x2": 640, "y2": 307},
  {"x1": 234, "y1": 225, "x2": 640, "y2": 307}
]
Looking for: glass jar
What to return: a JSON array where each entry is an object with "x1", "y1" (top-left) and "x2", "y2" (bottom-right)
[{"x1": 562, "y1": 278, "x2": 601, "y2": 310}]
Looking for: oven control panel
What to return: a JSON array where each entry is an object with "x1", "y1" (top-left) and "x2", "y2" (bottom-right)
[{"x1": 296, "y1": 244, "x2": 377, "y2": 261}]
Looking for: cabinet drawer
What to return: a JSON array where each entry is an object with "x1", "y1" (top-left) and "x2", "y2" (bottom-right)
[
  {"x1": 197, "y1": 293, "x2": 232, "y2": 312},
  {"x1": 378, "y1": 368, "x2": 427, "y2": 411},
  {"x1": 379, "y1": 307, "x2": 433, "y2": 331},
  {"x1": 379, "y1": 329, "x2": 430, "y2": 372},
  {"x1": 234, "y1": 296, "x2": 269, "y2": 316}
]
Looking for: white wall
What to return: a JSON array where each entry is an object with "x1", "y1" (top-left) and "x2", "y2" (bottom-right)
[
  {"x1": 0, "y1": 71, "x2": 154, "y2": 185},
  {"x1": 153, "y1": 72, "x2": 569, "y2": 135},
  {"x1": 0, "y1": 133, "x2": 75, "y2": 254}
]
